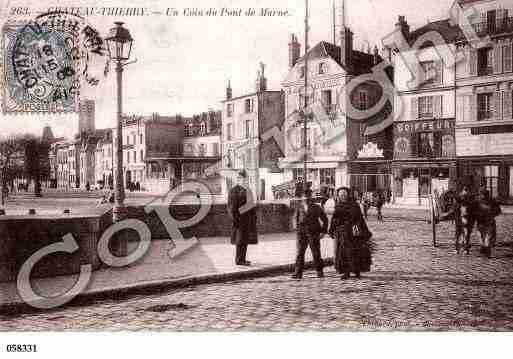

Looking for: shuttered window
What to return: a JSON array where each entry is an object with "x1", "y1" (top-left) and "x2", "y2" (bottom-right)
[
  {"x1": 477, "y1": 93, "x2": 493, "y2": 120},
  {"x1": 504, "y1": 91, "x2": 513, "y2": 120},
  {"x1": 503, "y1": 43, "x2": 513, "y2": 72},
  {"x1": 411, "y1": 97, "x2": 419, "y2": 120},
  {"x1": 419, "y1": 96, "x2": 434, "y2": 119}
]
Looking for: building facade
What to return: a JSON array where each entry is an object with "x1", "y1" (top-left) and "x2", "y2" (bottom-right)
[
  {"x1": 455, "y1": 0, "x2": 513, "y2": 203},
  {"x1": 391, "y1": 16, "x2": 459, "y2": 205},
  {"x1": 116, "y1": 113, "x2": 184, "y2": 193},
  {"x1": 182, "y1": 111, "x2": 223, "y2": 194},
  {"x1": 280, "y1": 20, "x2": 392, "y2": 196},
  {"x1": 221, "y1": 66, "x2": 285, "y2": 200}
]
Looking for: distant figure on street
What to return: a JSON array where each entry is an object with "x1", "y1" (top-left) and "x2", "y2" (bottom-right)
[
  {"x1": 362, "y1": 192, "x2": 371, "y2": 220},
  {"x1": 329, "y1": 187, "x2": 373, "y2": 280},
  {"x1": 373, "y1": 190, "x2": 384, "y2": 222},
  {"x1": 474, "y1": 188, "x2": 501, "y2": 258},
  {"x1": 227, "y1": 170, "x2": 258, "y2": 266},
  {"x1": 86, "y1": 182, "x2": 90, "y2": 191},
  {"x1": 292, "y1": 189, "x2": 328, "y2": 280}
]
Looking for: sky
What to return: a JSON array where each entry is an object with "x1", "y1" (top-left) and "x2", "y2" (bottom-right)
[{"x1": 0, "y1": 0, "x2": 456, "y2": 139}]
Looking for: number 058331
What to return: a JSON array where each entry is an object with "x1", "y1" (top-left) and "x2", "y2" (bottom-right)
[{"x1": 6, "y1": 344, "x2": 37, "y2": 352}]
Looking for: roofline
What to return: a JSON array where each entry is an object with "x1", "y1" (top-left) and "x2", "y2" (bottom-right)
[{"x1": 222, "y1": 90, "x2": 282, "y2": 103}]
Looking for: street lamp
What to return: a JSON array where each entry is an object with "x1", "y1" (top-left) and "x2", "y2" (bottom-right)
[{"x1": 105, "y1": 21, "x2": 134, "y2": 222}]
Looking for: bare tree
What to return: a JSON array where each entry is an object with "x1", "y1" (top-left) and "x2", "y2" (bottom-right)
[{"x1": 0, "y1": 135, "x2": 25, "y2": 205}]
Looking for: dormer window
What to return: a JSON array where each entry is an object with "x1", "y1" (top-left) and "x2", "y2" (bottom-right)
[{"x1": 319, "y1": 62, "x2": 327, "y2": 74}]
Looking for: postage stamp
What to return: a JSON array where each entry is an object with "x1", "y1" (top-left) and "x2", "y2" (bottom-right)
[{"x1": 2, "y1": 10, "x2": 106, "y2": 114}]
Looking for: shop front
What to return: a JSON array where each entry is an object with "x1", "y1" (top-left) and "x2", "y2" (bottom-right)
[
  {"x1": 457, "y1": 156, "x2": 513, "y2": 204},
  {"x1": 392, "y1": 161, "x2": 457, "y2": 205},
  {"x1": 349, "y1": 160, "x2": 392, "y2": 195},
  {"x1": 392, "y1": 118, "x2": 457, "y2": 205}
]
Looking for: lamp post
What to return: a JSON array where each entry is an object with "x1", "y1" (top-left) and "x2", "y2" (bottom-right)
[{"x1": 105, "y1": 21, "x2": 134, "y2": 222}]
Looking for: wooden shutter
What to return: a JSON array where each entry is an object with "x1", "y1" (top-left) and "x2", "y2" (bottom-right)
[
  {"x1": 493, "y1": 44, "x2": 502, "y2": 74},
  {"x1": 436, "y1": 61, "x2": 443, "y2": 85},
  {"x1": 504, "y1": 43, "x2": 512, "y2": 72},
  {"x1": 469, "y1": 48, "x2": 477, "y2": 76},
  {"x1": 433, "y1": 132, "x2": 442, "y2": 158},
  {"x1": 434, "y1": 95, "x2": 443, "y2": 118},
  {"x1": 504, "y1": 91, "x2": 513, "y2": 120},
  {"x1": 411, "y1": 97, "x2": 419, "y2": 120},
  {"x1": 470, "y1": 94, "x2": 477, "y2": 121},
  {"x1": 491, "y1": 91, "x2": 500, "y2": 119}
]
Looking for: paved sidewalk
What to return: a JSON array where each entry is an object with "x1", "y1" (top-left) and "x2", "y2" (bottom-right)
[{"x1": 0, "y1": 231, "x2": 333, "y2": 311}]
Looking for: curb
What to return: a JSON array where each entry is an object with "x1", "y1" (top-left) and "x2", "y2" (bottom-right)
[{"x1": 0, "y1": 258, "x2": 334, "y2": 317}]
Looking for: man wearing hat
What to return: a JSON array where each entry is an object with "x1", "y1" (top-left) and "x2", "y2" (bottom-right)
[
  {"x1": 227, "y1": 169, "x2": 258, "y2": 265},
  {"x1": 292, "y1": 189, "x2": 328, "y2": 279}
]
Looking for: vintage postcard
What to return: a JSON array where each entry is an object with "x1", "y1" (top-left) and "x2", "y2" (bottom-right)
[{"x1": 0, "y1": 0, "x2": 512, "y2": 355}]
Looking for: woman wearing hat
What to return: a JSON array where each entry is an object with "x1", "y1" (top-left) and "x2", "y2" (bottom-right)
[{"x1": 329, "y1": 187, "x2": 373, "y2": 279}]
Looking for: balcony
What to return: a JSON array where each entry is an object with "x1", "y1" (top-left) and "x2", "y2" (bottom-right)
[
  {"x1": 478, "y1": 66, "x2": 494, "y2": 77},
  {"x1": 471, "y1": 17, "x2": 513, "y2": 36}
]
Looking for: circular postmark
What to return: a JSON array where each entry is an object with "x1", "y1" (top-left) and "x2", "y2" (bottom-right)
[{"x1": 3, "y1": 10, "x2": 106, "y2": 113}]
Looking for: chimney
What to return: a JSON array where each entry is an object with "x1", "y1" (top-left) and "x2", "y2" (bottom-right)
[
  {"x1": 288, "y1": 34, "x2": 301, "y2": 68},
  {"x1": 340, "y1": 27, "x2": 353, "y2": 70},
  {"x1": 256, "y1": 62, "x2": 267, "y2": 92},
  {"x1": 226, "y1": 80, "x2": 232, "y2": 100},
  {"x1": 373, "y1": 45, "x2": 380, "y2": 65},
  {"x1": 395, "y1": 15, "x2": 410, "y2": 41}
]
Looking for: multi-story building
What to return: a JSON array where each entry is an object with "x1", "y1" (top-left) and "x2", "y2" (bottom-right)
[
  {"x1": 280, "y1": 7, "x2": 393, "y2": 196},
  {"x1": 118, "y1": 113, "x2": 184, "y2": 193},
  {"x1": 94, "y1": 130, "x2": 114, "y2": 189},
  {"x1": 221, "y1": 66, "x2": 285, "y2": 200},
  {"x1": 390, "y1": 16, "x2": 459, "y2": 205},
  {"x1": 455, "y1": 0, "x2": 513, "y2": 203},
  {"x1": 182, "y1": 111, "x2": 223, "y2": 194}
]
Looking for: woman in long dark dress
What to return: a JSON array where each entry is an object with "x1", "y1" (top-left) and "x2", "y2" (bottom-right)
[{"x1": 329, "y1": 187, "x2": 373, "y2": 280}]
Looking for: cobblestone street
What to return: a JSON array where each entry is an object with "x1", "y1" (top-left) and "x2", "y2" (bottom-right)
[{"x1": 1, "y1": 215, "x2": 512, "y2": 331}]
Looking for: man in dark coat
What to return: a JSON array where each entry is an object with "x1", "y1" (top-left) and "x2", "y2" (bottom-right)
[
  {"x1": 292, "y1": 189, "x2": 329, "y2": 279},
  {"x1": 474, "y1": 188, "x2": 501, "y2": 258},
  {"x1": 228, "y1": 170, "x2": 258, "y2": 266}
]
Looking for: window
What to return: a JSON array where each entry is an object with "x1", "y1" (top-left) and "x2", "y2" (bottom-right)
[
  {"x1": 245, "y1": 99, "x2": 253, "y2": 113},
  {"x1": 321, "y1": 90, "x2": 332, "y2": 110},
  {"x1": 300, "y1": 66, "x2": 305, "y2": 78},
  {"x1": 318, "y1": 62, "x2": 327, "y2": 74},
  {"x1": 126, "y1": 151, "x2": 130, "y2": 164},
  {"x1": 199, "y1": 144, "x2": 206, "y2": 156},
  {"x1": 133, "y1": 134, "x2": 136, "y2": 145},
  {"x1": 320, "y1": 168, "x2": 335, "y2": 186},
  {"x1": 245, "y1": 120, "x2": 252, "y2": 139},
  {"x1": 227, "y1": 103, "x2": 234, "y2": 117},
  {"x1": 418, "y1": 96, "x2": 434, "y2": 118},
  {"x1": 226, "y1": 123, "x2": 233, "y2": 141},
  {"x1": 212, "y1": 143, "x2": 219, "y2": 156},
  {"x1": 126, "y1": 135, "x2": 130, "y2": 145},
  {"x1": 134, "y1": 151, "x2": 137, "y2": 163},
  {"x1": 420, "y1": 61, "x2": 441, "y2": 86},
  {"x1": 484, "y1": 165, "x2": 499, "y2": 198},
  {"x1": 140, "y1": 134, "x2": 143, "y2": 145},
  {"x1": 478, "y1": 47, "x2": 493, "y2": 76},
  {"x1": 477, "y1": 93, "x2": 493, "y2": 120}
]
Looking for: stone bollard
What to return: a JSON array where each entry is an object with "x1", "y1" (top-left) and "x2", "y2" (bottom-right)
[{"x1": 28, "y1": 209, "x2": 36, "y2": 215}]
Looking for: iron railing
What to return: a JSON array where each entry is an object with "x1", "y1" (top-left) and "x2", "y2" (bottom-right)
[{"x1": 471, "y1": 17, "x2": 513, "y2": 36}]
